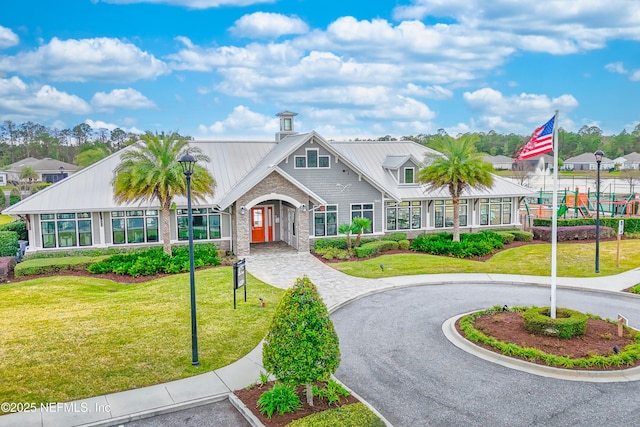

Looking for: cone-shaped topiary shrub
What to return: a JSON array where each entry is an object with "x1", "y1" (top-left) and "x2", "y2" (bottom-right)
[{"x1": 262, "y1": 276, "x2": 340, "y2": 407}]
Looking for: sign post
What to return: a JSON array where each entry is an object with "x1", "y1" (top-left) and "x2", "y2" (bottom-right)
[
  {"x1": 617, "y1": 220, "x2": 624, "y2": 268},
  {"x1": 233, "y1": 259, "x2": 246, "y2": 309}
]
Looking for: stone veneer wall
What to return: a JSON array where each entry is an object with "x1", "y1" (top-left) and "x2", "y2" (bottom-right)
[{"x1": 232, "y1": 171, "x2": 309, "y2": 256}]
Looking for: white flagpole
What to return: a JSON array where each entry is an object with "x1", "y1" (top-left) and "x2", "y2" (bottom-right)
[{"x1": 550, "y1": 110, "x2": 559, "y2": 319}]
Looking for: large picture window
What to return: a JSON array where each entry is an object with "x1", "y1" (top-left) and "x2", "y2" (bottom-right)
[
  {"x1": 111, "y1": 210, "x2": 158, "y2": 244},
  {"x1": 41, "y1": 212, "x2": 92, "y2": 249},
  {"x1": 434, "y1": 200, "x2": 468, "y2": 228},
  {"x1": 177, "y1": 208, "x2": 222, "y2": 240},
  {"x1": 314, "y1": 205, "x2": 337, "y2": 236},
  {"x1": 480, "y1": 198, "x2": 512, "y2": 226},
  {"x1": 351, "y1": 203, "x2": 374, "y2": 233},
  {"x1": 386, "y1": 201, "x2": 421, "y2": 230}
]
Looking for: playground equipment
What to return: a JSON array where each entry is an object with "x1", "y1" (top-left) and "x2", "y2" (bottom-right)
[{"x1": 522, "y1": 189, "x2": 640, "y2": 223}]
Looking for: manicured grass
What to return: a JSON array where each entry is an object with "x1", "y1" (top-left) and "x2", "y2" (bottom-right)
[
  {"x1": 0, "y1": 214, "x2": 15, "y2": 225},
  {"x1": 332, "y1": 240, "x2": 640, "y2": 278},
  {"x1": 0, "y1": 267, "x2": 283, "y2": 409},
  {"x1": 287, "y1": 403, "x2": 385, "y2": 426}
]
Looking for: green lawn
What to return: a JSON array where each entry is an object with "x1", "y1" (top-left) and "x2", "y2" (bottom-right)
[
  {"x1": 332, "y1": 240, "x2": 640, "y2": 278},
  {"x1": 0, "y1": 214, "x2": 15, "y2": 225},
  {"x1": 0, "y1": 267, "x2": 283, "y2": 409}
]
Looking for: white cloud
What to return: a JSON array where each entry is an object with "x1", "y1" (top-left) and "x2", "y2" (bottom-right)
[
  {"x1": 0, "y1": 76, "x2": 90, "y2": 122},
  {"x1": 84, "y1": 119, "x2": 142, "y2": 134},
  {"x1": 98, "y1": 0, "x2": 274, "y2": 8},
  {"x1": 0, "y1": 37, "x2": 169, "y2": 82},
  {"x1": 231, "y1": 12, "x2": 309, "y2": 38},
  {"x1": 630, "y1": 70, "x2": 640, "y2": 81},
  {"x1": 0, "y1": 26, "x2": 19, "y2": 49},
  {"x1": 463, "y1": 87, "x2": 578, "y2": 132},
  {"x1": 605, "y1": 62, "x2": 627, "y2": 74},
  {"x1": 91, "y1": 88, "x2": 156, "y2": 111},
  {"x1": 196, "y1": 105, "x2": 278, "y2": 137},
  {"x1": 401, "y1": 84, "x2": 453, "y2": 100}
]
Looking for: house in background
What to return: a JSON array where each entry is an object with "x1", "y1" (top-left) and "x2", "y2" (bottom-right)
[
  {"x1": 613, "y1": 152, "x2": 640, "y2": 170},
  {"x1": 563, "y1": 153, "x2": 615, "y2": 171},
  {"x1": 5, "y1": 157, "x2": 78, "y2": 184},
  {"x1": 483, "y1": 155, "x2": 514, "y2": 171},
  {"x1": 3, "y1": 111, "x2": 534, "y2": 256}
]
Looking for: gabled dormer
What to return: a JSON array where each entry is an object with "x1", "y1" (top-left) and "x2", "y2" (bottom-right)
[
  {"x1": 276, "y1": 110, "x2": 298, "y2": 141},
  {"x1": 382, "y1": 154, "x2": 419, "y2": 185}
]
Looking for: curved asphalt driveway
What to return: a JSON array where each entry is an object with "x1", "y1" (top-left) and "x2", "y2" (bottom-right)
[{"x1": 332, "y1": 283, "x2": 640, "y2": 427}]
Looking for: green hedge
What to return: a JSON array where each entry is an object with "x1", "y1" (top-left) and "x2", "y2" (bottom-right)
[
  {"x1": 0, "y1": 231, "x2": 18, "y2": 257},
  {"x1": 381, "y1": 233, "x2": 407, "y2": 242},
  {"x1": 15, "y1": 256, "x2": 105, "y2": 278},
  {"x1": 522, "y1": 306, "x2": 588, "y2": 339},
  {"x1": 410, "y1": 231, "x2": 503, "y2": 258},
  {"x1": 509, "y1": 230, "x2": 533, "y2": 241},
  {"x1": 286, "y1": 403, "x2": 385, "y2": 427},
  {"x1": 0, "y1": 221, "x2": 27, "y2": 241},
  {"x1": 354, "y1": 240, "x2": 398, "y2": 258},
  {"x1": 398, "y1": 239, "x2": 410, "y2": 250},
  {"x1": 87, "y1": 243, "x2": 220, "y2": 277},
  {"x1": 496, "y1": 231, "x2": 515, "y2": 244},
  {"x1": 533, "y1": 217, "x2": 640, "y2": 234}
]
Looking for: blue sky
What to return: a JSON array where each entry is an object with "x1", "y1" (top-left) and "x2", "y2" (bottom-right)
[{"x1": 1, "y1": 0, "x2": 639, "y2": 140}]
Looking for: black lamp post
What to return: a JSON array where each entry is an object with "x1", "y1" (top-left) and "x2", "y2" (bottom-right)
[
  {"x1": 178, "y1": 153, "x2": 199, "y2": 366},
  {"x1": 59, "y1": 166, "x2": 64, "y2": 181},
  {"x1": 594, "y1": 149, "x2": 604, "y2": 274}
]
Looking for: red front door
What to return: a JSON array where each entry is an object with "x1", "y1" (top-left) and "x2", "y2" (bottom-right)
[{"x1": 251, "y1": 207, "x2": 265, "y2": 242}]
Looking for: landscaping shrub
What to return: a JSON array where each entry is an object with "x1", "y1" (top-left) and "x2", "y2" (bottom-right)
[
  {"x1": 314, "y1": 238, "x2": 349, "y2": 251},
  {"x1": 509, "y1": 230, "x2": 533, "y2": 241},
  {"x1": 0, "y1": 231, "x2": 18, "y2": 257},
  {"x1": 263, "y1": 277, "x2": 340, "y2": 406},
  {"x1": 522, "y1": 306, "x2": 588, "y2": 338},
  {"x1": 410, "y1": 231, "x2": 503, "y2": 258},
  {"x1": 532, "y1": 225, "x2": 615, "y2": 242},
  {"x1": 382, "y1": 233, "x2": 407, "y2": 242},
  {"x1": 257, "y1": 383, "x2": 302, "y2": 419},
  {"x1": 533, "y1": 217, "x2": 640, "y2": 234},
  {"x1": 398, "y1": 239, "x2": 410, "y2": 250},
  {"x1": 496, "y1": 231, "x2": 515, "y2": 244},
  {"x1": 311, "y1": 379, "x2": 350, "y2": 406},
  {"x1": 87, "y1": 243, "x2": 220, "y2": 277},
  {"x1": 459, "y1": 305, "x2": 640, "y2": 369},
  {"x1": 14, "y1": 256, "x2": 103, "y2": 278},
  {"x1": 354, "y1": 240, "x2": 398, "y2": 258},
  {"x1": 315, "y1": 247, "x2": 351, "y2": 260},
  {"x1": 0, "y1": 221, "x2": 27, "y2": 241}
]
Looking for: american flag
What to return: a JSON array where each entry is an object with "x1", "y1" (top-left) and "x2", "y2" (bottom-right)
[{"x1": 515, "y1": 115, "x2": 555, "y2": 161}]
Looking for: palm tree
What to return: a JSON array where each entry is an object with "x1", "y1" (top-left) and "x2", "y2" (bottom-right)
[
  {"x1": 17, "y1": 166, "x2": 38, "y2": 199},
  {"x1": 112, "y1": 132, "x2": 215, "y2": 255},
  {"x1": 351, "y1": 216, "x2": 371, "y2": 247},
  {"x1": 338, "y1": 223, "x2": 353, "y2": 250},
  {"x1": 418, "y1": 134, "x2": 493, "y2": 242}
]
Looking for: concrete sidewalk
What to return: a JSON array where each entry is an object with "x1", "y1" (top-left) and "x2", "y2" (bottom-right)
[{"x1": 1, "y1": 251, "x2": 639, "y2": 427}]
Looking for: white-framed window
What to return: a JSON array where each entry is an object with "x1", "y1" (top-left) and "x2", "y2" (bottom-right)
[
  {"x1": 403, "y1": 167, "x2": 415, "y2": 184},
  {"x1": 177, "y1": 208, "x2": 222, "y2": 240},
  {"x1": 41, "y1": 212, "x2": 92, "y2": 249},
  {"x1": 314, "y1": 205, "x2": 337, "y2": 236},
  {"x1": 480, "y1": 198, "x2": 512, "y2": 226},
  {"x1": 351, "y1": 203, "x2": 374, "y2": 233},
  {"x1": 283, "y1": 117, "x2": 292, "y2": 131},
  {"x1": 111, "y1": 210, "x2": 159, "y2": 244},
  {"x1": 294, "y1": 149, "x2": 330, "y2": 169},
  {"x1": 386, "y1": 201, "x2": 421, "y2": 230},
  {"x1": 434, "y1": 200, "x2": 468, "y2": 228}
]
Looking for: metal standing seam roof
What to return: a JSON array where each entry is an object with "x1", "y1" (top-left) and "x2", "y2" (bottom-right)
[{"x1": 2, "y1": 135, "x2": 535, "y2": 216}]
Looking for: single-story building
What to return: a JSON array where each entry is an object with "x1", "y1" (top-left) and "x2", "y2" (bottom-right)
[
  {"x1": 2, "y1": 112, "x2": 535, "y2": 256},
  {"x1": 613, "y1": 152, "x2": 640, "y2": 170},
  {"x1": 563, "y1": 153, "x2": 615, "y2": 171},
  {"x1": 483, "y1": 155, "x2": 514, "y2": 171},
  {"x1": 5, "y1": 157, "x2": 78, "y2": 183}
]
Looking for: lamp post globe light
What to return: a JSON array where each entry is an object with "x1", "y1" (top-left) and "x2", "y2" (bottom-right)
[
  {"x1": 594, "y1": 149, "x2": 604, "y2": 274},
  {"x1": 178, "y1": 153, "x2": 199, "y2": 366}
]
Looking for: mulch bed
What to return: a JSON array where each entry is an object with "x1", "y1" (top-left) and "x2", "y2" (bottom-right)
[
  {"x1": 233, "y1": 381, "x2": 359, "y2": 427},
  {"x1": 456, "y1": 311, "x2": 640, "y2": 370}
]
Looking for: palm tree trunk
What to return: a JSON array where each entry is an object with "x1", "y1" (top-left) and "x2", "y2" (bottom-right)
[
  {"x1": 452, "y1": 194, "x2": 461, "y2": 242},
  {"x1": 162, "y1": 202, "x2": 172, "y2": 256}
]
